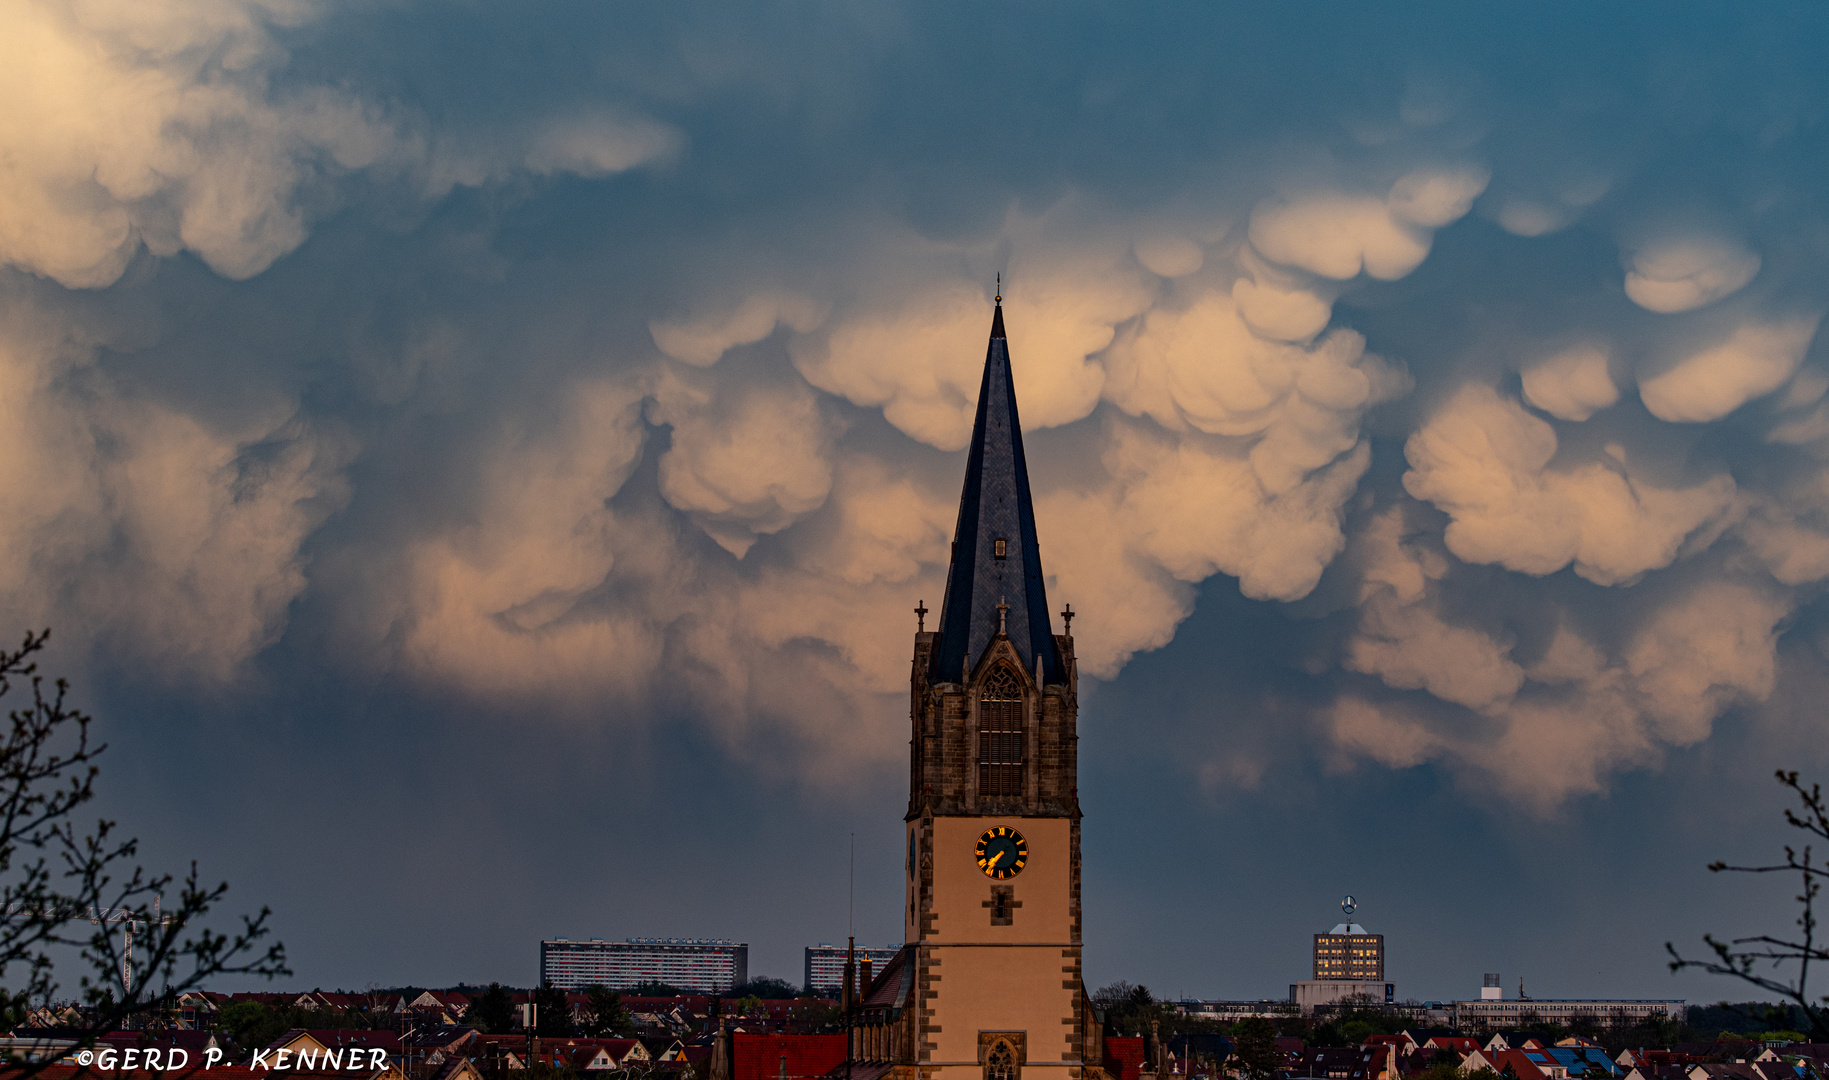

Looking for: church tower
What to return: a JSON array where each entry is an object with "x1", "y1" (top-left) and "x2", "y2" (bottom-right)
[{"x1": 849, "y1": 295, "x2": 1098, "y2": 1080}]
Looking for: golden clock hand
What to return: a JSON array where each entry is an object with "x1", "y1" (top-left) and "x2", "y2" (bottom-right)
[{"x1": 987, "y1": 850, "x2": 1004, "y2": 868}]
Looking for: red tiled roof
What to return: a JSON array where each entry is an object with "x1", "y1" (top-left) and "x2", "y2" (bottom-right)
[
  {"x1": 732, "y1": 1033, "x2": 846, "y2": 1080},
  {"x1": 1487, "y1": 1049, "x2": 1552, "y2": 1080},
  {"x1": 1106, "y1": 1036, "x2": 1146, "y2": 1080}
]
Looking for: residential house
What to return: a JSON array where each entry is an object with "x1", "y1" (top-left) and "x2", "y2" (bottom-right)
[
  {"x1": 269, "y1": 1028, "x2": 404, "y2": 1067},
  {"x1": 408, "y1": 991, "x2": 472, "y2": 1026},
  {"x1": 1486, "y1": 1035, "x2": 1551, "y2": 1054},
  {"x1": 1293, "y1": 1049, "x2": 1375, "y2": 1080},
  {"x1": 1425, "y1": 1038, "x2": 1482, "y2": 1058},
  {"x1": 176, "y1": 990, "x2": 233, "y2": 1029},
  {"x1": 1463, "y1": 1048, "x2": 1550, "y2": 1080}
]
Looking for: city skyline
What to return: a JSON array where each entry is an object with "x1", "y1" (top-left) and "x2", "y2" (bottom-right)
[{"x1": 3, "y1": 0, "x2": 1826, "y2": 1012}]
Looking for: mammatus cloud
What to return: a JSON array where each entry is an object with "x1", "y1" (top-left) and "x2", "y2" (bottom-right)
[
  {"x1": 1637, "y1": 317, "x2": 1819, "y2": 424},
  {"x1": 1403, "y1": 385, "x2": 1737, "y2": 585},
  {"x1": 0, "y1": 0, "x2": 677, "y2": 287},
  {"x1": 1520, "y1": 346, "x2": 1618, "y2": 422},
  {"x1": 1333, "y1": 506, "x2": 1791, "y2": 807},
  {"x1": 1623, "y1": 237, "x2": 1762, "y2": 315},
  {"x1": 9, "y1": 0, "x2": 1829, "y2": 813},
  {"x1": 0, "y1": 298, "x2": 348, "y2": 681}
]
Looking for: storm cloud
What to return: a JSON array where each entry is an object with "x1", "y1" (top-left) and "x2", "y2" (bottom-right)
[{"x1": 6, "y1": 0, "x2": 1829, "y2": 997}]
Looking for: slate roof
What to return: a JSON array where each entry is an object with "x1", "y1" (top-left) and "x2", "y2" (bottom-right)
[
  {"x1": 929, "y1": 300, "x2": 1061, "y2": 686},
  {"x1": 858, "y1": 945, "x2": 914, "y2": 1012}
]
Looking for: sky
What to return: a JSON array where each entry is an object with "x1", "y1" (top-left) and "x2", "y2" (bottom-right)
[{"x1": 5, "y1": 0, "x2": 1829, "y2": 1006}]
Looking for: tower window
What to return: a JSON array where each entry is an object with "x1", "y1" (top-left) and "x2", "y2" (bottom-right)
[
  {"x1": 978, "y1": 665, "x2": 1024, "y2": 798},
  {"x1": 993, "y1": 538, "x2": 1007, "y2": 559},
  {"x1": 986, "y1": 1041, "x2": 1016, "y2": 1080}
]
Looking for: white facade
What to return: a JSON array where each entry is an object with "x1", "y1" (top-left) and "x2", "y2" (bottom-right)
[
  {"x1": 539, "y1": 938, "x2": 749, "y2": 992},
  {"x1": 1452, "y1": 998, "x2": 1683, "y2": 1026},
  {"x1": 803, "y1": 944, "x2": 902, "y2": 994},
  {"x1": 1290, "y1": 980, "x2": 1394, "y2": 1014}
]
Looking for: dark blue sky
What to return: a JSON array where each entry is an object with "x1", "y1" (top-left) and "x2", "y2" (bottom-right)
[{"x1": 6, "y1": 0, "x2": 1829, "y2": 1008}]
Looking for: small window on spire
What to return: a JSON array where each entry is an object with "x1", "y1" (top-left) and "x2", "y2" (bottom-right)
[{"x1": 993, "y1": 538, "x2": 1007, "y2": 559}]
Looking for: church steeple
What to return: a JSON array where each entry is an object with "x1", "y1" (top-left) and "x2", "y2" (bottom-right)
[{"x1": 929, "y1": 297, "x2": 1061, "y2": 686}]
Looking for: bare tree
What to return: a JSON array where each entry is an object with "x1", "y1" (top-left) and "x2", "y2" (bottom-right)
[
  {"x1": 1668, "y1": 769, "x2": 1829, "y2": 1041},
  {"x1": 0, "y1": 629, "x2": 288, "y2": 1072}
]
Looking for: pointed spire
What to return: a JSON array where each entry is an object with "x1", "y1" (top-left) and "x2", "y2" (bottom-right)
[{"x1": 929, "y1": 298, "x2": 1059, "y2": 685}]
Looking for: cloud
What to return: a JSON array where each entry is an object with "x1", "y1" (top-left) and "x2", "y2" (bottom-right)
[
  {"x1": 1133, "y1": 233, "x2": 1205, "y2": 278},
  {"x1": 1330, "y1": 507, "x2": 1791, "y2": 808},
  {"x1": 1624, "y1": 237, "x2": 1762, "y2": 314},
  {"x1": 1103, "y1": 291, "x2": 1409, "y2": 493},
  {"x1": 1403, "y1": 385, "x2": 1738, "y2": 584},
  {"x1": 1249, "y1": 194, "x2": 1432, "y2": 282},
  {"x1": 1246, "y1": 167, "x2": 1489, "y2": 282},
  {"x1": 650, "y1": 369, "x2": 844, "y2": 557},
  {"x1": 1102, "y1": 418, "x2": 1372, "y2": 605},
  {"x1": 651, "y1": 294, "x2": 828, "y2": 367},
  {"x1": 1637, "y1": 317, "x2": 1821, "y2": 423},
  {"x1": 1520, "y1": 345, "x2": 1619, "y2": 422},
  {"x1": 0, "y1": 297, "x2": 347, "y2": 682},
  {"x1": 10, "y1": 0, "x2": 1829, "y2": 832},
  {"x1": 787, "y1": 213, "x2": 1155, "y2": 449},
  {"x1": 0, "y1": 0, "x2": 677, "y2": 288}
]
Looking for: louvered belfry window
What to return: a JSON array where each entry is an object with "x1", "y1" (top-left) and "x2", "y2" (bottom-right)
[{"x1": 978, "y1": 665, "x2": 1024, "y2": 798}]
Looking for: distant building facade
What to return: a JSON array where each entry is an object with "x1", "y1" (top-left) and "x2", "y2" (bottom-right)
[
  {"x1": 539, "y1": 938, "x2": 748, "y2": 992},
  {"x1": 803, "y1": 944, "x2": 901, "y2": 995},
  {"x1": 1174, "y1": 1000, "x2": 1298, "y2": 1022},
  {"x1": 1313, "y1": 923, "x2": 1384, "y2": 981},
  {"x1": 1289, "y1": 980, "x2": 1394, "y2": 1015},
  {"x1": 1452, "y1": 996, "x2": 1683, "y2": 1027}
]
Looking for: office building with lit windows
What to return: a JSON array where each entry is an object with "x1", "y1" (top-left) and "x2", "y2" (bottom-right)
[{"x1": 1312, "y1": 922, "x2": 1384, "y2": 981}]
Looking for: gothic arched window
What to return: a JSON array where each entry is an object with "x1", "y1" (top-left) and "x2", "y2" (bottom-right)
[
  {"x1": 978, "y1": 665, "x2": 1024, "y2": 798},
  {"x1": 986, "y1": 1041, "x2": 1017, "y2": 1080}
]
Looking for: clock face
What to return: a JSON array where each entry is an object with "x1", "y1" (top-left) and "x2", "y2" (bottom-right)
[{"x1": 975, "y1": 826, "x2": 1028, "y2": 879}]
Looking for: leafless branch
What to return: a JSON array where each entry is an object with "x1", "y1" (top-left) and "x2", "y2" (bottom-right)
[{"x1": 1669, "y1": 769, "x2": 1829, "y2": 1041}]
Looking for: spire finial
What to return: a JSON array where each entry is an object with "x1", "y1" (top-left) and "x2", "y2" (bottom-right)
[
  {"x1": 1061, "y1": 603, "x2": 1073, "y2": 634},
  {"x1": 996, "y1": 596, "x2": 1009, "y2": 636},
  {"x1": 995, "y1": 272, "x2": 1001, "y2": 305},
  {"x1": 915, "y1": 599, "x2": 928, "y2": 632}
]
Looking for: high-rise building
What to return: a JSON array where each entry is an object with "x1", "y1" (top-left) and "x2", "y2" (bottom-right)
[
  {"x1": 1312, "y1": 922, "x2": 1384, "y2": 981},
  {"x1": 539, "y1": 938, "x2": 748, "y2": 992},
  {"x1": 846, "y1": 294, "x2": 1097, "y2": 1080},
  {"x1": 805, "y1": 944, "x2": 902, "y2": 995}
]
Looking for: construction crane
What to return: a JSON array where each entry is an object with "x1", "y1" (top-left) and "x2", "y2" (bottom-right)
[{"x1": 88, "y1": 898, "x2": 169, "y2": 996}]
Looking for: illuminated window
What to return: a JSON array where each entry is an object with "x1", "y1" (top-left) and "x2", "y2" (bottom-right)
[{"x1": 993, "y1": 538, "x2": 1008, "y2": 559}]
